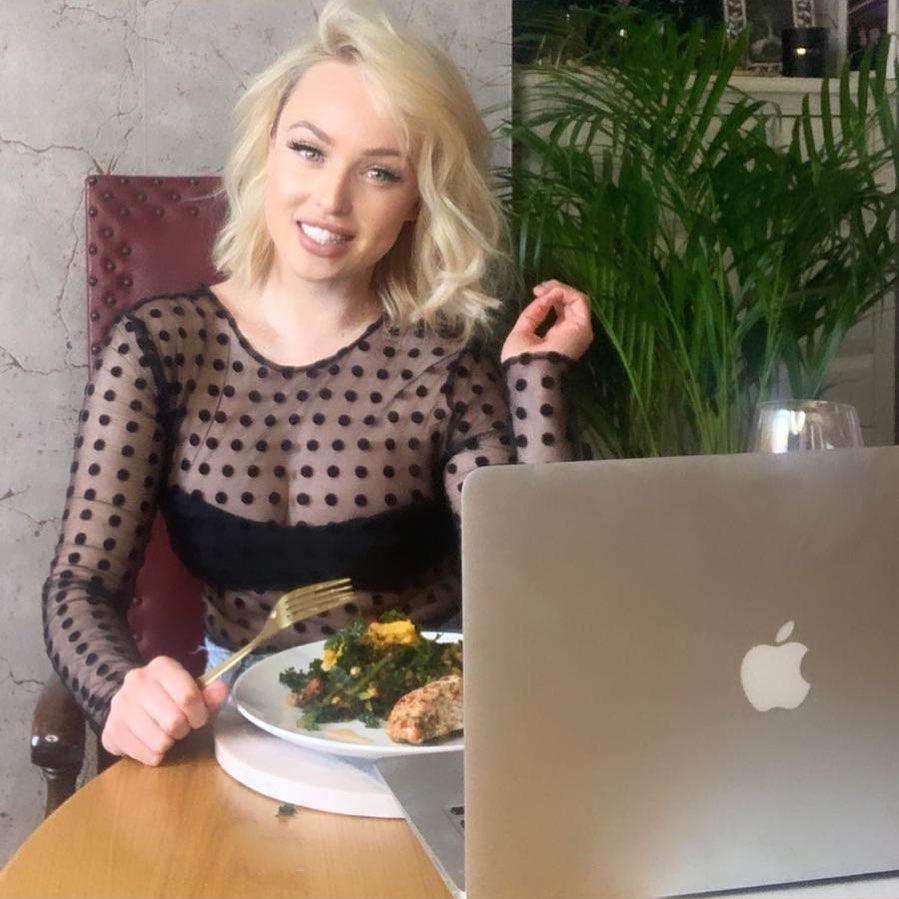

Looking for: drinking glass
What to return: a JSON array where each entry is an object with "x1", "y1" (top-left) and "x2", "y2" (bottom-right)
[{"x1": 748, "y1": 400, "x2": 864, "y2": 453}]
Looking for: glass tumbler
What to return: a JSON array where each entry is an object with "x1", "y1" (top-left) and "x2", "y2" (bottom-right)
[{"x1": 748, "y1": 400, "x2": 863, "y2": 453}]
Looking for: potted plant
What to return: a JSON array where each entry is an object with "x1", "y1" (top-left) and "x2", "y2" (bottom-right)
[{"x1": 500, "y1": 8, "x2": 899, "y2": 457}]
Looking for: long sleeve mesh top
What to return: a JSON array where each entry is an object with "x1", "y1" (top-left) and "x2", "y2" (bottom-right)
[{"x1": 42, "y1": 286, "x2": 575, "y2": 732}]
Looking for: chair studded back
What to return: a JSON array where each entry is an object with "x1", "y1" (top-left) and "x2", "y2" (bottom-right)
[{"x1": 84, "y1": 174, "x2": 227, "y2": 675}]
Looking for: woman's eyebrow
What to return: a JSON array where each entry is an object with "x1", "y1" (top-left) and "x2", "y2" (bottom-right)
[{"x1": 287, "y1": 120, "x2": 402, "y2": 157}]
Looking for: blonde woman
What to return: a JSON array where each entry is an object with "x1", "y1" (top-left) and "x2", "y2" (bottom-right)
[{"x1": 42, "y1": 0, "x2": 593, "y2": 766}]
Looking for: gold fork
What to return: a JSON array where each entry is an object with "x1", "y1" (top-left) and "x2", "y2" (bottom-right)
[{"x1": 197, "y1": 577, "x2": 355, "y2": 687}]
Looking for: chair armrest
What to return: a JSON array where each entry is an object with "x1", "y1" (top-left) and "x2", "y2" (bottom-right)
[{"x1": 31, "y1": 673, "x2": 86, "y2": 768}]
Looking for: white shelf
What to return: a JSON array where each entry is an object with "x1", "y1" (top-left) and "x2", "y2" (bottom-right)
[
  {"x1": 727, "y1": 68, "x2": 896, "y2": 116},
  {"x1": 728, "y1": 73, "x2": 857, "y2": 94}
]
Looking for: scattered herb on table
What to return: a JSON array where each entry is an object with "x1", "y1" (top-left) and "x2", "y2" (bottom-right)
[{"x1": 276, "y1": 803, "x2": 297, "y2": 818}]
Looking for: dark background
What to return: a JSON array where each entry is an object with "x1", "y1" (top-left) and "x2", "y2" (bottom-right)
[
  {"x1": 848, "y1": 0, "x2": 889, "y2": 65},
  {"x1": 513, "y1": 0, "x2": 724, "y2": 56}
]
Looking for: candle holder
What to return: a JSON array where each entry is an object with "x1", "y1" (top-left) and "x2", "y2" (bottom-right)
[{"x1": 781, "y1": 27, "x2": 828, "y2": 77}]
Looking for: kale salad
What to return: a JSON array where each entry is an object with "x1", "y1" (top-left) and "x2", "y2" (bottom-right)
[{"x1": 278, "y1": 612, "x2": 463, "y2": 730}]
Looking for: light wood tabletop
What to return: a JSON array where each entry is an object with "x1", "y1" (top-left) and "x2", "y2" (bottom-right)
[{"x1": 1, "y1": 727, "x2": 452, "y2": 899}]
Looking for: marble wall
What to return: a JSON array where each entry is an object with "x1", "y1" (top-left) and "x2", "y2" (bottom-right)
[{"x1": 0, "y1": 0, "x2": 510, "y2": 865}]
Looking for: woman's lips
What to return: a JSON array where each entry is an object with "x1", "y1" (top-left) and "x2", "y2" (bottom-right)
[{"x1": 296, "y1": 221, "x2": 354, "y2": 258}]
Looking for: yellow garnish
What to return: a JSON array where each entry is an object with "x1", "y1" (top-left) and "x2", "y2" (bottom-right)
[
  {"x1": 367, "y1": 619, "x2": 421, "y2": 645},
  {"x1": 321, "y1": 644, "x2": 344, "y2": 672}
]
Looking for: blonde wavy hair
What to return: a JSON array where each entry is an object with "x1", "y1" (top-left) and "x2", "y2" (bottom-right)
[{"x1": 213, "y1": 0, "x2": 509, "y2": 342}]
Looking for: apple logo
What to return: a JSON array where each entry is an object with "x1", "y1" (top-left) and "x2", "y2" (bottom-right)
[{"x1": 740, "y1": 620, "x2": 811, "y2": 712}]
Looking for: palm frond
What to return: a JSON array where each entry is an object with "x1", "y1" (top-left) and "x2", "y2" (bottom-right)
[{"x1": 502, "y1": 8, "x2": 898, "y2": 457}]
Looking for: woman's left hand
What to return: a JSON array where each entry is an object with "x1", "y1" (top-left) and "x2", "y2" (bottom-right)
[{"x1": 500, "y1": 280, "x2": 594, "y2": 363}]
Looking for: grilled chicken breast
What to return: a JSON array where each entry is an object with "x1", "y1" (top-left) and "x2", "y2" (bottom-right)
[{"x1": 387, "y1": 674, "x2": 463, "y2": 744}]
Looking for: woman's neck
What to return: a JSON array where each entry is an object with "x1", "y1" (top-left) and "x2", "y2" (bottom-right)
[
  {"x1": 257, "y1": 270, "x2": 381, "y2": 341},
  {"x1": 210, "y1": 268, "x2": 383, "y2": 367}
]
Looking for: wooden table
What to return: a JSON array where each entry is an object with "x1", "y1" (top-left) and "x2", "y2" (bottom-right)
[{"x1": 1, "y1": 728, "x2": 452, "y2": 899}]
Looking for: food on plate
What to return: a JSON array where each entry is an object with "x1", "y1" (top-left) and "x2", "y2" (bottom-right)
[
  {"x1": 278, "y1": 612, "x2": 463, "y2": 740},
  {"x1": 387, "y1": 673, "x2": 463, "y2": 744}
]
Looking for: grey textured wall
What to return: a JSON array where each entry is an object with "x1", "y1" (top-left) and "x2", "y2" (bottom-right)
[{"x1": 0, "y1": 0, "x2": 510, "y2": 865}]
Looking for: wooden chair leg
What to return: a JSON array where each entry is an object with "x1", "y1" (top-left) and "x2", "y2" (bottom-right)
[
  {"x1": 39, "y1": 764, "x2": 83, "y2": 818},
  {"x1": 31, "y1": 674, "x2": 87, "y2": 818}
]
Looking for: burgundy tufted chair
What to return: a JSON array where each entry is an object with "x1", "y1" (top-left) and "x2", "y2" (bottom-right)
[{"x1": 31, "y1": 175, "x2": 227, "y2": 816}]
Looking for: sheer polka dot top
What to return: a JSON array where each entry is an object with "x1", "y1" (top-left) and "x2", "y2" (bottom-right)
[{"x1": 42, "y1": 287, "x2": 575, "y2": 731}]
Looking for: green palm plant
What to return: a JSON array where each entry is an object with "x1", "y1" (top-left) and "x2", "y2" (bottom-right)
[{"x1": 500, "y1": 9, "x2": 899, "y2": 458}]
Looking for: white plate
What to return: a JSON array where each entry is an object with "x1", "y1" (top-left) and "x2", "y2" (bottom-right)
[{"x1": 232, "y1": 632, "x2": 464, "y2": 759}]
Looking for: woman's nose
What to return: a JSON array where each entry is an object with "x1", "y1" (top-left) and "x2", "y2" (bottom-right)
[{"x1": 315, "y1": 167, "x2": 352, "y2": 216}]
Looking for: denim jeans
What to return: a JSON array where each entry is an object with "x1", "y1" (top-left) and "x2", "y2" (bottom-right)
[{"x1": 203, "y1": 636, "x2": 275, "y2": 690}]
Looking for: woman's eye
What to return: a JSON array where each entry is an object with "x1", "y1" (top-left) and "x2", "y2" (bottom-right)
[
  {"x1": 287, "y1": 141, "x2": 322, "y2": 161},
  {"x1": 369, "y1": 167, "x2": 402, "y2": 184},
  {"x1": 286, "y1": 143, "x2": 402, "y2": 183}
]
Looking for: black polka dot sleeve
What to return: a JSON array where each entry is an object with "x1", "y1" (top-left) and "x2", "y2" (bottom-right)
[
  {"x1": 440, "y1": 348, "x2": 574, "y2": 524},
  {"x1": 501, "y1": 351, "x2": 575, "y2": 464},
  {"x1": 42, "y1": 313, "x2": 168, "y2": 732}
]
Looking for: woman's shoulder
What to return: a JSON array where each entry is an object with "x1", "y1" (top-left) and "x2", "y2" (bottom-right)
[
  {"x1": 94, "y1": 287, "x2": 224, "y2": 368},
  {"x1": 118, "y1": 286, "x2": 218, "y2": 326},
  {"x1": 96, "y1": 286, "x2": 222, "y2": 346},
  {"x1": 384, "y1": 315, "x2": 497, "y2": 374}
]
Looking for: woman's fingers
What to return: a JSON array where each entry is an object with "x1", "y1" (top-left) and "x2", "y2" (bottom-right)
[
  {"x1": 152, "y1": 658, "x2": 210, "y2": 729},
  {"x1": 533, "y1": 278, "x2": 573, "y2": 296},
  {"x1": 502, "y1": 279, "x2": 594, "y2": 363},
  {"x1": 100, "y1": 656, "x2": 220, "y2": 767},
  {"x1": 510, "y1": 291, "x2": 557, "y2": 335},
  {"x1": 141, "y1": 679, "x2": 194, "y2": 741},
  {"x1": 539, "y1": 284, "x2": 592, "y2": 334},
  {"x1": 125, "y1": 706, "x2": 176, "y2": 764},
  {"x1": 102, "y1": 704, "x2": 173, "y2": 767},
  {"x1": 533, "y1": 282, "x2": 590, "y2": 318},
  {"x1": 536, "y1": 280, "x2": 589, "y2": 306},
  {"x1": 201, "y1": 680, "x2": 231, "y2": 713},
  {"x1": 556, "y1": 292, "x2": 592, "y2": 329}
]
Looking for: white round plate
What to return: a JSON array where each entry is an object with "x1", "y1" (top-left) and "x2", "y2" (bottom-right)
[{"x1": 232, "y1": 631, "x2": 464, "y2": 760}]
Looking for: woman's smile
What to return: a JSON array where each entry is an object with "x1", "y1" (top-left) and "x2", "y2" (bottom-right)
[{"x1": 296, "y1": 220, "x2": 355, "y2": 257}]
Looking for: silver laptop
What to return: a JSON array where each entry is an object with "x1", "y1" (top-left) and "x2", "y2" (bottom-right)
[{"x1": 378, "y1": 448, "x2": 899, "y2": 899}]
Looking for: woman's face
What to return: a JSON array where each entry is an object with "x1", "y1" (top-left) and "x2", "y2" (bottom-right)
[{"x1": 264, "y1": 60, "x2": 420, "y2": 292}]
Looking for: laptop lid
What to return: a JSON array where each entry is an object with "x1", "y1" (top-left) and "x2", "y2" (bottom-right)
[{"x1": 461, "y1": 448, "x2": 899, "y2": 899}]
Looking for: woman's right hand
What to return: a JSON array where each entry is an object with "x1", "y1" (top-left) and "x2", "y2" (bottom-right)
[{"x1": 101, "y1": 656, "x2": 231, "y2": 766}]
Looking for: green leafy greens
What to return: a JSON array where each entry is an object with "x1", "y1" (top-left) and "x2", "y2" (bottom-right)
[{"x1": 279, "y1": 613, "x2": 463, "y2": 731}]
